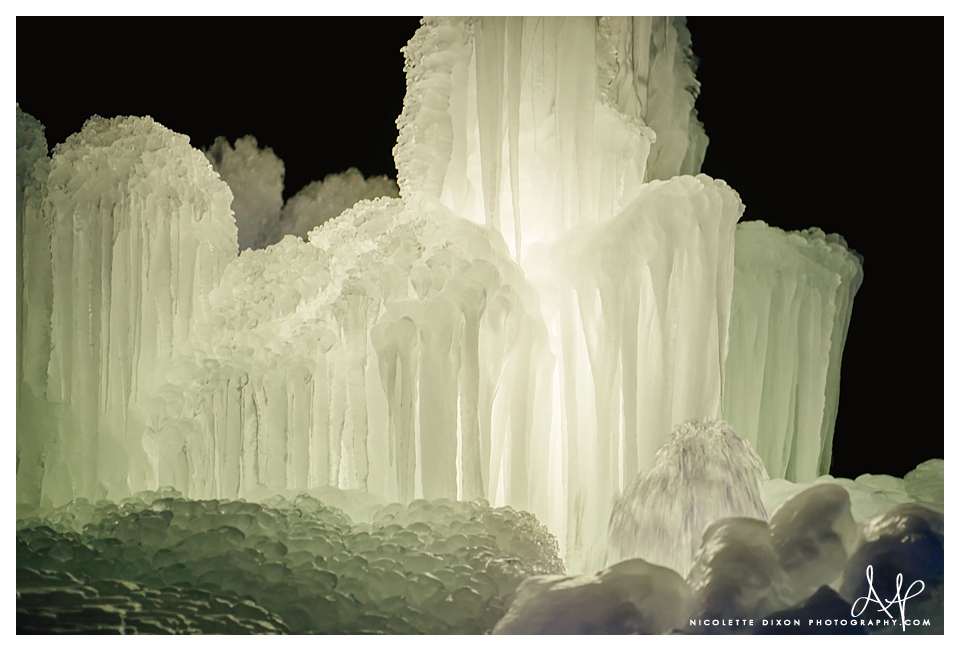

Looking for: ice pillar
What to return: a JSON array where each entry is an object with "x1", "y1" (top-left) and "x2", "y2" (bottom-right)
[
  {"x1": 722, "y1": 221, "x2": 863, "y2": 481},
  {"x1": 16, "y1": 114, "x2": 237, "y2": 507}
]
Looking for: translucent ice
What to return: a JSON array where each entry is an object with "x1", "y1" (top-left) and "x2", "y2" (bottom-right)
[
  {"x1": 607, "y1": 419, "x2": 767, "y2": 578},
  {"x1": 17, "y1": 114, "x2": 237, "y2": 508},
  {"x1": 768, "y1": 483, "x2": 858, "y2": 601},
  {"x1": 205, "y1": 135, "x2": 284, "y2": 251},
  {"x1": 492, "y1": 558, "x2": 693, "y2": 634},
  {"x1": 16, "y1": 14, "x2": 870, "y2": 583},
  {"x1": 16, "y1": 106, "x2": 52, "y2": 507},
  {"x1": 722, "y1": 221, "x2": 863, "y2": 481},
  {"x1": 262, "y1": 168, "x2": 399, "y2": 247}
]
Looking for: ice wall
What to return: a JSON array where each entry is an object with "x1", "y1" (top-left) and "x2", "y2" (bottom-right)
[
  {"x1": 16, "y1": 106, "x2": 52, "y2": 507},
  {"x1": 722, "y1": 221, "x2": 863, "y2": 481},
  {"x1": 17, "y1": 114, "x2": 238, "y2": 507},
  {"x1": 147, "y1": 195, "x2": 549, "y2": 512},
  {"x1": 395, "y1": 17, "x2": 707, "y2": 264},
  {"x1": 395, "y1": 16, "x2": 731, "y2": 572}
]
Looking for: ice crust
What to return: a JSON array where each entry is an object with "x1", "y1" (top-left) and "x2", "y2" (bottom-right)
[
  {"x1": 607, "y1": 419, "x2": 768, "y2": 578},
  {"x1": 17, "y1": 489, "x2": 562, "y2": 634}
]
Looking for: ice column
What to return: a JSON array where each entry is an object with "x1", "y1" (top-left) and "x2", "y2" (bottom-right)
[
  {"x1": 16, "y1": 107, "x2": 53, "y2": 507},
  {"x1": 18, "y1": 115, "x2": 237, "y2": 506},
  {"x1": 722, "y1": 221, "x2": 863, "y2": 481},
  {"x1": 395, "y1": 17, "x2": 736, "y2": 571}
]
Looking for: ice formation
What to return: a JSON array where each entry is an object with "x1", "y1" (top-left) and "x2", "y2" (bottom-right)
[
  {"x1": 17, "y1": 15, "x2": 884, "y2": 622},
  {"x1": 16, "y1": 110, "x2": 238, "y2": 508},
  {"x1": 723, "y1": 221, "x2": 864, "y2": 481},
  {"x1": 17, "y1": 488, "x2": 562, "y2": 634},
  {"x1": 265, "y1": 168, "x2": 399, "y2": 247},
  {"x1": 495, "y1": 460, "x2": 943, "y2": 634},
  {"x1": 607, "y1": 419, "x2": 768, "y2": 577},
  {"x1": 492, "y1": 558, "x2": 694, "y2": 634},
  {"x1": 204, "y1": 136, "x2": 284, "y2": 251}
]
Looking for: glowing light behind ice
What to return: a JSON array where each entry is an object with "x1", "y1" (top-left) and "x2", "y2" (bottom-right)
[{"x1": 16, "y1": 17, "x2": 867, "y2": 576}]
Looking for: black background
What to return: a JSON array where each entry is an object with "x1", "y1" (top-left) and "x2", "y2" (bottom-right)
[{"x1": 17, "y1": 17, "x2": 944, "y2": 480}]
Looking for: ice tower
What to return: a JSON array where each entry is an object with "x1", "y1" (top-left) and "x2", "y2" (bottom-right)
[{"x1": 15, "y1": 17, "x2": 863, "y2": 574}]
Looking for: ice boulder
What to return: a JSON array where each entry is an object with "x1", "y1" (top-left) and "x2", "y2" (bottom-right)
[
  {"x1": 839, "y1": 503, "x2": 943, "y2": 632},
  {"x1": 686, "y1": 517, "x2": 792, "y2": 629},
  {"x1": 492, "y1": 558, "x2": 693, "y2": 634},
  {"x1": 768, "y1": 483, "x2": 859, "y2": 601}
]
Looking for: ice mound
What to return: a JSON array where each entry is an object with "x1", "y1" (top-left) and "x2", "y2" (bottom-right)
[
  {"x1": 686, "y1": 518, "x2": 792, "y2": 628},
  {"x1": 500, "y1": 478, "x2": 942, "y2": 635},
  {"x1": 722, "y1": 221, "x2": 863, "y2": 481},
  {"x1": 904, "y1": 459, "x2": 944, "y2": 505},
  {"x1": 607, "y1": 419, "x2": 767, "y2": 577},
  {"x1": 768, "y1": 484, "x2": 858, "y2": 601},
  {"x1": 205, "y1": 135, "x2": 285, "y2": 251},
  {"x1": 17, "y1": 112, "x2": 238, "y2": 508},
  {"x1": 261, "y1": 168, "x2": 399, "y2": 247},
  {"x1": 761, "y1": 458, "x2": 943, "y2": 523},
  {"x1": 840, "y1": 502, "x2": 943, "y2": 625},
  {"x1": 17, "y1": 490, "x2": 562, "y2": 634},
  {"x1": 491, "y1": 558, "x2": 693, "y2": 634}
]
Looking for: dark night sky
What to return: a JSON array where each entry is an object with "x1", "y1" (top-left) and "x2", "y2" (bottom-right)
[{"x1": 17, "y1": 17, "x2": 944, "y2": 480}]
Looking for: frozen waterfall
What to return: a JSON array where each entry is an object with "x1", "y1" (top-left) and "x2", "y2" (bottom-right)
[{"x1": 16, "y1": 17, "x2": 865, "y2": 574}]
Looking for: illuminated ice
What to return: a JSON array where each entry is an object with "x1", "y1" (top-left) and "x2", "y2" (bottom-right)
[
  {"x1": 16, "y1": 14, "x2": 886, "y2": 617},
  {"x1": 722, "y1": 221, "x2": 863, "y2": 481},
  {"x1": 16, "y1": 114, "x2": 237, "y2": 508}
]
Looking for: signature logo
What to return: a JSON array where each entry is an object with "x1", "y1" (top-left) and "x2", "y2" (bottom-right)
[{"x1": 851, "y1": 565, "x2": 925, "y2": 632}]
